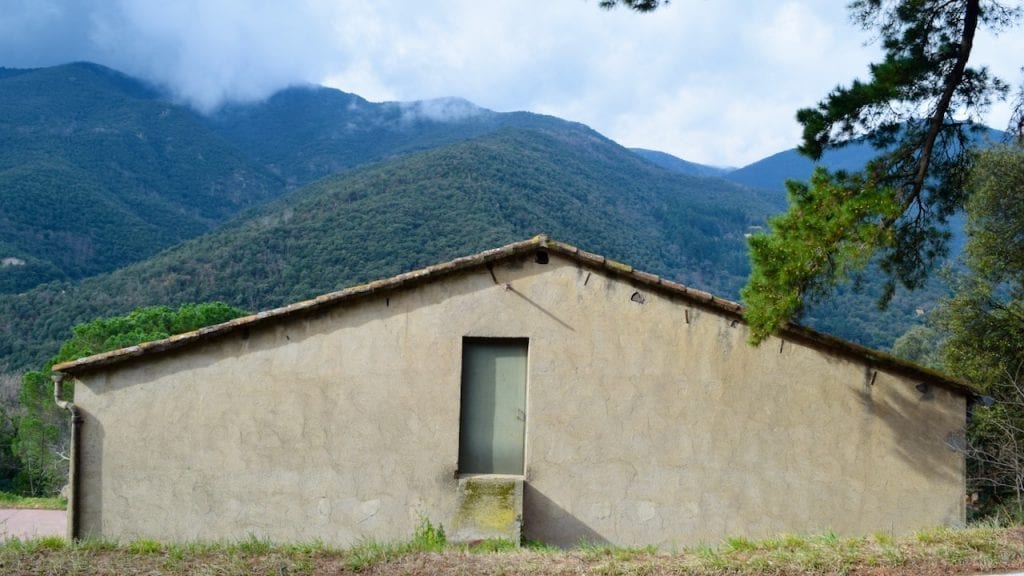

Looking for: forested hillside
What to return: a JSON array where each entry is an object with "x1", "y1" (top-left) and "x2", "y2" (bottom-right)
[
  {"x1": 0, "y1": 63, "x2": 636, "y2": 295},
  {"x1": 2, "y1": 61, "x2": 987, "y2": 372},
  {"x1": 206, "y1": 88, "x2": 577, "y2": 187},
  {"x1": 0, "y1": 63, "x2": 283, "y2": 293},
  {"x1": 0, "y1": 125, "x2": 780, "y2": 372}
]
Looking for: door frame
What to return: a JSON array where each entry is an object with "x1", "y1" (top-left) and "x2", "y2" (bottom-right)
[{"x1": 457, "y1": 337, "x2": 529, "y2": 476}]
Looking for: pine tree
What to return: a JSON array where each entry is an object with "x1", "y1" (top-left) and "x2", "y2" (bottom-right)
[{"x1": 742, "y1": 0, "x2": 1020, "y2": 343}]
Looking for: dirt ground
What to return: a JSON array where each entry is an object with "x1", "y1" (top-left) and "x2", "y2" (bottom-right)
[{"x1": 0, "y1": 508, "x2": 65, "y2": 541}]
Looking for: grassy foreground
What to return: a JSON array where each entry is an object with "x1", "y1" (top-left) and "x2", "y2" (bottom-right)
[
  {"x1": 0, "y1": 491, "x2": 66, "y2": 510},
  {"x1": 0, "y1": 524, "x2": 1022, "y2": 576}
]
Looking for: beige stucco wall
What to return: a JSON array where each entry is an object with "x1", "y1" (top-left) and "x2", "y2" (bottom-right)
[{"x1": 71, "y1": 253, "x2": 965, "y2": 547}]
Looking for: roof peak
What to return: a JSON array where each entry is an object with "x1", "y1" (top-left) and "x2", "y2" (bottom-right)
[{"x1": 52, "y1": 235, "x2": 974, "y2": 398}]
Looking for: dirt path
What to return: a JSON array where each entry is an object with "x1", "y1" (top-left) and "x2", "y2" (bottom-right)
[{"x1": 0, "y1": 508, "x2": 66, "y2": 540}]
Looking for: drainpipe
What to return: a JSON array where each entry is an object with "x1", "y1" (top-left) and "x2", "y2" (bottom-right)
[{"x1": 52, "y1": 372, "x2": 79, "y2": 541}]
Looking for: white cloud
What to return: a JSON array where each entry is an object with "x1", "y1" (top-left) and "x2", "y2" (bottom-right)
[
  {"x1": 85, "y1": 0, "x2": 345, "y2": 112},
  {"x1": 400, "y1": 98, "x2": 488, "y2": 122}
]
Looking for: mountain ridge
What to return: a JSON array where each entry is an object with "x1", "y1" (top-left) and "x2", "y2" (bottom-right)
[
  {"x1": 1, "y1": 61, "x2": 985, "y2": 373},
  {"x1": 3, "y1": 62, "x2": 684, "y2": 295},
  {"x1": 630, "y1": 148, "x2": 734, "y2": 178},
  {"x1": 0, "y1": 124, "x2": 778, "y2": 372}
]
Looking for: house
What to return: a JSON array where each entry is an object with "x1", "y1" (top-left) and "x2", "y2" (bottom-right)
[{"x1": 51, "y1": 235, "x2": 973, "y2": 547}]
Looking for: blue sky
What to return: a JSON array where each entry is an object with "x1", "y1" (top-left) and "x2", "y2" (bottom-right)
[{"x1": 2, "y1": 0, "x2": 1020, "y2": 166}]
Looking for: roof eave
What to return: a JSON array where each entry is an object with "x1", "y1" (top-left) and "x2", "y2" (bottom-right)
[{"x1": 52, "y1": 234, "x2": 977, "y2": 399}]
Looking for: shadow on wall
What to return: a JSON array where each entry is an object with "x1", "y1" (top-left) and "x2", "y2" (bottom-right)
[
  {"x1": 850, "y1": 366, "x2": 965, "y2": 521},
  {"x1": 866, "y1": 371, "x2": 961, "y2": 472},
  {"x1": 77, "y1": 411, "x2": 103, "y2": 539},
  {"x1": 522, "y1": 483, "x2": 609, "y2": 548}
]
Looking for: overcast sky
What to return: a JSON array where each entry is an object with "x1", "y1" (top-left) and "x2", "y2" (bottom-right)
[{"x1": 1, "y1": 0, "x2": 1020, "y2": 167}]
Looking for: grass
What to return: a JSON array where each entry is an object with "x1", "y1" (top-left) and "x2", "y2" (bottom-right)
[
  {"x1": 0, "y1": 523, "x2": 1019, "y2": 575},
  {"x1": 0, "y1": 491, "x2": 66, "y2": 510}
]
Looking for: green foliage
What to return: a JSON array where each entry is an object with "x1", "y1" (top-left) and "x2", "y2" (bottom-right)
[
  {"x1": 345, "y1": 518, "x2": 447, "y2": 571},
  {"x1": 0, "y1": 490, "x2": 65, "y2": 510},
  {"x1": 126, "y1": 539, "x2": 163, "y2": 555},
  {"x1": 3, "y1": 64, "x2": 598, "y2": 296},
  {"x1": 0, "y1": 396, "x2": 20, "y2": 492},
  {"x1": 207, "y1": 88, "x2": 534, "y2": 188},
  {"x1": 12, "y1": 370, "x2": 68, "y2": 495},
  {"x1": 800, "y1": 271, "x2": 949, "y2": 351},
  {"x1": 36, "y1": 536, "x2": 68, "y2": 551},
  {"x1": 726, "y1": 131, "x2": 981, "y2": 351},
  {"x1": 743, "y1": 168, "x2": 902, "y2": 343},
  {"x1": 0, "y1": 126, "x2": 777, "y2": 374},
  {"x1": 936, "y1": 144, "x2": 1024, "y2": 521},
  {"x1": 3, "y1": 60, "x2": 957, "y2": 366},
  {"x1": 891, "y1": 324, "x2": 944, "y2": 369},
  {"x1": 409, "y1": 517, "x2": 446, "y2": 552},
  {"x1": 11, "y1": 302, "x2": 247, "y2": 496},
  {"x1": 50, "y1": 302, "x2": 246, "y2": 366},
  {"x1": 0, "y1": 63, "x2": 284, "y2": 294},
  {"x1": 743, "y1": 0, "x2": 1020, "y2": 340},
  {"x1": 233, "y1": 535, "x2": 274, "y2": 555},
  {"x1": 0, "y1": 525, "x2": 1022, "y2": 575},
  {"x1": 631, "y1": 148, "x2": 731, "y2": 178},
  {"x1": 939, "y1": 145, "x2": 1024, "y2": 385},
  {"x1": 724, "y1": 535, "x2": 759, "y2": 552}
]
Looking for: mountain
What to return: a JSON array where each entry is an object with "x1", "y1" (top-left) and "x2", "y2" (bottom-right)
[
  {"x1": 724, "y1": 141, "x2": 877, "y2": 191},
  {"x1": 0, "y1": 124, "x2": 781, "y2": 372},
  {"x1": 630, "y1": 148, "x2": 733, "y2": 178},
  {"x1": 0, "y1": 63, "x2": 284, "y2": 293},
  {"x1": 3, "y1": 62, "x2": 1002, "y2": 372},
  {"x1": 206, "y1": 88, "x2": 578, "y2": 187},
  {"x1": 0, "y1": 63, "x2": 649, "y2": 295}
]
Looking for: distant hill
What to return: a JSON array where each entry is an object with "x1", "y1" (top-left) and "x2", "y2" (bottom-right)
[
  {"x1": 0, "y1": 125, "x2": 781, "y2": 372},
  {"x1": 630, "y1": 148, "x2": 733, "y2": 178},
  {"x1": 724, "y1": 141, "x2": 877, "y2": 191},
  {"x1": 0, "y1": 62, "x2": 283, "y2": 293}
]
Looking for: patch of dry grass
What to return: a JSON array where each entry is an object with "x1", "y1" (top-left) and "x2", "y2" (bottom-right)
[{"x1": 0, "y1": 525, "x2": 1020, "y2": 575}]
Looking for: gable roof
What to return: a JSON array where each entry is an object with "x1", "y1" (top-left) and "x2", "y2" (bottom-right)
[{"x1": 52, "y1": 235, "x2": 977, "y2": 398}]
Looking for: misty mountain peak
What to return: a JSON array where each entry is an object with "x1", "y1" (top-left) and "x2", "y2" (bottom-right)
[{"x1": 399, "y1": 97, "x2": 491, "y2": 123}]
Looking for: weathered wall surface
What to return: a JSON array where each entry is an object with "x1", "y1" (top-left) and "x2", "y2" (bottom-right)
[{"x1": 72, "y1": 254, "x2": 965, "y2": 547}]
